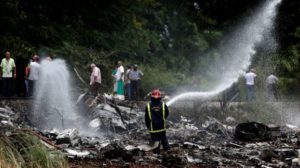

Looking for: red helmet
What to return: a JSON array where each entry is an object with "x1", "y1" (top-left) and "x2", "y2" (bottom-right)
[{"x1": 151, "y1": 89, "x2": 161, "y2": 99}]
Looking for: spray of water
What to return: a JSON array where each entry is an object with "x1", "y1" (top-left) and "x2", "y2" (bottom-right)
[
  {"x1": 33, "y1": 59, "x2": 78, "y2": 129},
  {"x1": 167, "y1": 0, "x2": 282, "y2": 106}
]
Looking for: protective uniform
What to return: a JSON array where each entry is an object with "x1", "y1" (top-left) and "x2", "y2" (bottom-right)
[{"x1": 145, "y1": 89, "x2": 170, "y2": 153}]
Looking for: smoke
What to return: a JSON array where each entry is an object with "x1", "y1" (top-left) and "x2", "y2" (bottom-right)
[{"x1": 167, "y1": 0, "x2": 282, "y2": 106}]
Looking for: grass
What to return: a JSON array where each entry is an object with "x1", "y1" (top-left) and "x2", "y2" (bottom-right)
[{"x1": 0, "y1": 132, "x2": 68, "y2": 168}]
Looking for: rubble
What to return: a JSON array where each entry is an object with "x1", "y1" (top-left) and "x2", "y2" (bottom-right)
[
  {"x1": 2, "y1": 96, "x2": 300, "y2": 167},
  {"x1": 235, "y1": 121, "x2": 272, "y2": 141},
  {"x1": 64, "y1": 149, "x2": 91, "y2": 158},
  {"x1": 0, "y1": 106, "x2": 16, "y2": 127},
  {"x1": 56, "y1": 128, "x2": 80, "y2": 146}
]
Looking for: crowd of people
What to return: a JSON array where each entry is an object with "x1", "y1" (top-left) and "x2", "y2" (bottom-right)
[
  {"x1": 90, "y1": 60, "x2": 144, "y2": 100},
  {"x1": 0, "y1": 50, "x2": 54, "y2": 98},
  {"x1": 0, "y1": 50, "x2": 279, "y2": 103}
]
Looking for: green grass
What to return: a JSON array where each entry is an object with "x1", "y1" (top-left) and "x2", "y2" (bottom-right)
[{"x1": 0, "y1": 132, "x2": 68, "y2": 168}]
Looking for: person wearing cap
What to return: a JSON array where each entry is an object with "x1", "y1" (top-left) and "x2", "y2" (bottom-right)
[
  {"x1": 245, "y1": 68, "x2": 257, "y2": 101},
  {"x1": 0, "y1": 51, "x2": 16, "y2": 97},
  {"x1": 90, "y1": 63, "x2": 101, "y2": 96},
  {"x1": 145, "y1": 89, "x2": 170, "y2": 153},
  {"x1": 129, "y1": 64, "x2": 143, "y2": 100},
  {"x1": 28, "y1": 54, "x2": 40, "y2": 96}
]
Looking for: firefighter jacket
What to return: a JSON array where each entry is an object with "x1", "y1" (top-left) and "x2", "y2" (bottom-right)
[{"x1": 145, "y1": 100, "x2": 169, "y2": 133}]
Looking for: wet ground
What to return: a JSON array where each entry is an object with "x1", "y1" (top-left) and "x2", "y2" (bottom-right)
[{"x1": 1, "y1": 96, "x2": 300, "y2": 167}]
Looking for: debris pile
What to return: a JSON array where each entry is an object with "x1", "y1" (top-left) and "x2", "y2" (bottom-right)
[
  {"x1": 2, "y1": 96, "x2": 300, "y2": 167},
  {"x1": 0, "y1": 107, "x2": 15, "y2": 128}
]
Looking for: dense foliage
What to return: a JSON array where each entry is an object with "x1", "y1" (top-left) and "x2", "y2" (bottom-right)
[{"x1": 0, "y1": 0, "x2": 299, "y2": 97}]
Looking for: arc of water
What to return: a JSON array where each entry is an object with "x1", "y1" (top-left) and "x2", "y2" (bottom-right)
[{"x1": 167, "y1": 0, "x2": 282, "y2": 106}]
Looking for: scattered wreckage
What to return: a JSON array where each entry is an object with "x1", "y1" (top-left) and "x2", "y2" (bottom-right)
[{"x1": 1, "y1": 96, "x2": 300, "y2": 167}]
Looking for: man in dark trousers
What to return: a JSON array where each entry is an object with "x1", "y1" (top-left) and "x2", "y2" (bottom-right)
[
  {"x1": 145, "y1": 89, "x2": 170, "y2": 153},
  {"x1": 0, "y1": 51, "x2": 16, "y2": 97}
]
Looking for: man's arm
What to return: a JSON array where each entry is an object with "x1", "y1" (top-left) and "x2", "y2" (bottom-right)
[
  {"x1": 0, "y1": 60, "x2": 3, "y2": 78},
  {"x1": 120, "y1": 66, "x2": 124, "y2": 80},
  {"x1": 13, "y1": 60, "x2": 16, "y2": 78},
  {"x1": 99, "y1": 69, "x2": 101, "y2": 84},
  {"x1": 139, "y1": 70, "x2": 144, "y2": 77},
  {"x1": 120, "y1": 72, "x2": 124, "y2": 80},
  {"x1": 14, "y1": 67, "x2": 16, "y2": 78}
]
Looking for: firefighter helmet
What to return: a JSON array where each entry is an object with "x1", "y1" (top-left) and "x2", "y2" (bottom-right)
[{"x1": 151, "y1": 89, "x2": 161, "y2": 99}]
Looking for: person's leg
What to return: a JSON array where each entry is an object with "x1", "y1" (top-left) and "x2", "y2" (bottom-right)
[
  {"x1": 32, "y1": 80, "x2": 37, "y2": 96},
  {"x1": 247, "y1": 85, "x2": 254, "y2": 101},
  {"x1": 246, "y1": 85, "x2": 250, "y2": 101},
  {"x1": 1, "y1": 78, "x2": 7, "y2": 97},
  {"x1": 28, "y1": 80, "x2": 33, "y2": 96},
  {"x1": 127, "y1": 83, "x2": 131, "y2": 100},
  {"x1": 273, "y1": 84, "x2": 278, "y2": 100},
  {"x1": 134, "y1": 81, "x2": 138, "y2": 100},
  {"x1": 150, "y1": 133, "x2": 161, "y2": 154},
  {"x1": 113, "y1": 81, "x2": 117, "y2": 95},
  {"x1": 90, "y1": 83, "x2": 96, "y2": 96},
  {"x1": 7, "y1": 78, "x2": 13, "y2": 97},
  {"x1": 95, "y1": 82, "x2": 101, "y2": 95},
  {"x1": 25, "y1": 80, "x2": 29, "y2": 97},
  {"x1": 159, "y1": 132, "x2": 170, "y2": 151},
  {"x1": 124, "y1": 84, "x2": 128, "y2": 98},
  {"x1": 131, "y1": 81, "x2": 136, "y2": 100},
  {"x1": 136, "y1": 80, "x2": 140, "y2": 100}
]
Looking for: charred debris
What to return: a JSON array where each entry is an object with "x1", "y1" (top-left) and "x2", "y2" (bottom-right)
[{"x1": 1, "y1": 96, "x2": 300, "y2": 167}]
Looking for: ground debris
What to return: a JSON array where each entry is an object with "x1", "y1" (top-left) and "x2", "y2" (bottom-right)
[{"x1": 3, "y1": 98, "x2": 300, "y2": 167}]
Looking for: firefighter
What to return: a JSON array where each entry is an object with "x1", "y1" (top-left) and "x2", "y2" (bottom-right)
[{"x1": 145, "y1": 89, "x2": 170, "y2": 153}]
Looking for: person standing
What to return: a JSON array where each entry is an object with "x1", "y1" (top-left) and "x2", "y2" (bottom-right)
[
  {"x1": 115, "y1": 61, "x2": 125, "y2": 100},
  {"x1": 245, "y1": 68, "x2": 257, "y2": 101},
  {"x1": 129, "y1": 64, "x2": 144, "y2": 100},
  {"x1": 266, "y1": 73, "x2": 279, "y2": 101},
  {"x1": 111, "y1": 65, "x2": 118, "y2": 95},
  {"x1": 90, "y1": 64, "x2": 101, "y2": 96},
  {"x1": 0, "y1": 51, "x2": 16, "y2": 97},
  {"x1": 24, "y1": 59, "x2": 31, "y2": 96},
  {"x1": 125, "y1": 65, "x2": 132, "y2": 100},
  {"x1": 145, "y1": 89, "x2": 170, "y2": 154},
  {"x1": 28, "y1": 55, "x2": 40, "y2": 96}
]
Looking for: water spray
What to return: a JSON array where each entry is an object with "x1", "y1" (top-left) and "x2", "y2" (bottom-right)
[
  {"x1": 33, "y1": 59, "x2": 77, "y2": 129},
  {"x1": 167, "y1": 0, "x2": 282, "y2": 106}
]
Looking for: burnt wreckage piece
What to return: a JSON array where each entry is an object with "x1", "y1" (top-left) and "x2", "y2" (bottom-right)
[{"x1": 234, "y1": 122, "x2": 272, "y2": 141}]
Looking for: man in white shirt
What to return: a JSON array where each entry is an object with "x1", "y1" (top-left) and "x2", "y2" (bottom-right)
[
  {"x1": 129, "y1": 64, "x2": 144, "y2": 100},
  {"x1": 0, "y1": 51, "x2": 16, "y2": 97},
  {"x1": 28, "y1": 55, "x2": 40, "y2": 96},
  {"x1": 245, "y1": 69, "x2": 256, "y2": 101},
  {"x1": 266, "y1": 73, "x2": 279, "y2": 101},
  {"x1": 90, "y1": 63, "x2": 101, "y2": 96}
]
